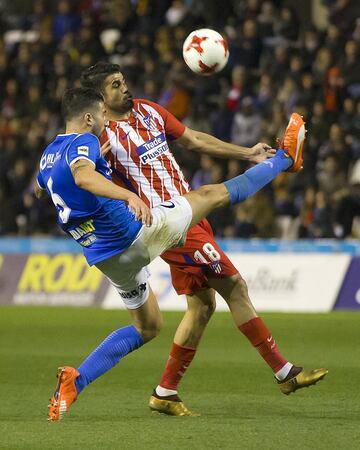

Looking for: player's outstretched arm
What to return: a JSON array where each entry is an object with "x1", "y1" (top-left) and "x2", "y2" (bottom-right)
[
  {"x1": 70, "y1": 159, "x2": 152, "y2": 226},
  {"x1": 175, "y1": 128, "x2": 275, "y2": 163},
  {"x1": 184, "y1": 111, "x2": 306, "y2": 227}
]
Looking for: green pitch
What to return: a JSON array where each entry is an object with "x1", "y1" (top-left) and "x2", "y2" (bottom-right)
[{"x1": 0, "y1": 307, "x2": 359, "y2": 450}]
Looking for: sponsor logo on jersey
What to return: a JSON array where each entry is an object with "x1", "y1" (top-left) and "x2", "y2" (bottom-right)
[
  {"x1": 143, "y1": 115, "x2": 151, "y2": 128},
  {"x1": 211, "y1": 261, "x2": 222, "y2": 274},
  {"x1": 40, "y1": 152, "x2": 61, "y2": 170},
  {"x1": 77, "y1": 145, "x2": 89, "y2": 156},
  {"x1": 79, "y1": 234, "x2": 97, "y2": 246},
  {"x1": 120, "y1": 131, "x2": 130, "y2": 141},
  {"x1": 68, "y1": 219, "x2": 96, "y2": 245},
  {"x1": 119, "y1": 282, "x2": 147, "y2": 299},
  {"x1": 160, "y1": 200, "x2": 176, "y2": 209},
  {"x1": 136, "y1": 132, "x2": 169, "y2": 164}
]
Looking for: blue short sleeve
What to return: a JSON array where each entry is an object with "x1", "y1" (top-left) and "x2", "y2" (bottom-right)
[{"x1": 67, "y1": 133, "x2": 101, "y2": 167}]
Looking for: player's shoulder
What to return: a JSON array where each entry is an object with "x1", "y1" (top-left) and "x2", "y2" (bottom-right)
[
  {"x1": 68, "y1": 132, "x2": 100, "y2": 152},
  {"x1": 134, "y1": 99, "x2": 169, "y2": 127},
  {"x1": 67, "y1": 133, "x2": 100, "y2": 161},
  {"x1": 134, "y1": 98, "x2": 157, "y2": 107},
  {"x1": 134, "y1": 98, "x2": 165, "y2": 114},
  {"x1": 72, "y1": 132, "x2": 100, "y2": 145}
]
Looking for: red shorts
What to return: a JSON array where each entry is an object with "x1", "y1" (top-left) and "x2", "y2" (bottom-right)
[{"x1": 161, "y1": 218, "x2": 238, "y2": 295}]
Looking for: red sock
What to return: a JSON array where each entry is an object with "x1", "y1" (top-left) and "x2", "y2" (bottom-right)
[
  {"x1": 159, "y1": 342, "x2": 197, "y2": 391},
  {"x1": 239, "y1": 317, "x2": 288, "y2": 373}
]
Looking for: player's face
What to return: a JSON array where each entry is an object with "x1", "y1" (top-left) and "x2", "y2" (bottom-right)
[{"x1": 102, "y1": 72, "x2": 134, "y2": 114}]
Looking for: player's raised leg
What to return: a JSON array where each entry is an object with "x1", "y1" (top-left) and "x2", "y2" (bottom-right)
[
  {"x1": 184, "y1": 148, "x2": 293, "y2": 228},
  {"x1": 48, "y1": 281, "x2": 162, "y2": 421}
]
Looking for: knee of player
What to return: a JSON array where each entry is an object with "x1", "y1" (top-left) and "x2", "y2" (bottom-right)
[
  {"x1": 187, "y1": 292, "x2": 216, "y2": 320},
  {"x1": 227, "y1": 274, "x2": 250, "y2": 304},
  {"x1": 197, "y1": 184, "x2": 228, "y2": 208},
  {"x1": 138, "y1": 316, "x2": 163, "y2": 342},
  {"x1": 199, "y1": 298, "x2": 216, "y2": 320}
]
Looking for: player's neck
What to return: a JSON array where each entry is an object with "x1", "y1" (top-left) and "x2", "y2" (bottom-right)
[
  {"x1": 65, "y1": 121, "x2": 90, "y2": 135},
  {"x1": 106, "y1": 108, "x2": 132, "y2": 121}
]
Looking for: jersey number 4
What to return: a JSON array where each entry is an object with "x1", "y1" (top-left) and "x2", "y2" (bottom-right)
[{"x1": 47, "y1": 177, "x2": 71, "y2": 223}]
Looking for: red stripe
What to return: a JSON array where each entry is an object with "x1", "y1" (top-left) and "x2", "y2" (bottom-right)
[
  {"x1": 127, "y1": 106, "x2": 173, "y2": 201},
  {"x1": 106, "y1": 121, "x2": 149, "y2": 205},
  {"x1": 136, "y1": 103, "x2": 186, "y2": 197},
  {"x1": 161, "y1": 155, "x2": 183, "y2": 196},
  {"x1": 112, "y1": 160, "x2": 151, "y2": 207},
  {"x1": 106, "y1": 102, "x2": 190, "y2": 205}
]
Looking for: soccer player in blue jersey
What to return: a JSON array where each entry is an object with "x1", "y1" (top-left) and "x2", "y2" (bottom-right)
[{"x1": 36, "y1": 88, "x2": 327, "y2": 421}]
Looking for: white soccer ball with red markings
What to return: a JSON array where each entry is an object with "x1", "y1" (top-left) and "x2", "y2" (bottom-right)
[{"x1": 182, "y1": 28, "x2": 229, "y2": 76}]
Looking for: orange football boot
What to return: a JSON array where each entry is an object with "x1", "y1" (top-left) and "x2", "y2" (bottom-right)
[
  {"x1": 279, "y1": 112, "x2": 306, "y2": 172},
  {"x1": 48, "y1": 366, "x2": 79, "y2": 422}
]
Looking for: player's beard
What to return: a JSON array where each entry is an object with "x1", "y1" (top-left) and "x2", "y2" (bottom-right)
[{"x1": 114, "y1": 93, "x2": 134, "y2": 114}]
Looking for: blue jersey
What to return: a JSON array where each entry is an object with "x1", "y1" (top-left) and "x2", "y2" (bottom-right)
[{"x1": 36, "y1": 133, "x2": 142, "y2": 265}]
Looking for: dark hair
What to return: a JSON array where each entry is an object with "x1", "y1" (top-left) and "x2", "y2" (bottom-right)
[
  {"x1": 61, "y1": 87, "x2": 104, "y2": 121},
  {"x1": 80, "y1": 61, "x2": 122, "y2": 92}
]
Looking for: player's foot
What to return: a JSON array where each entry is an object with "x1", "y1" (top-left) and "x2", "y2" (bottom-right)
[
  {"x1": 278, "y1": 366, "x2": 328, "y2": 395},
  {"x1": 48, "y1": 366, "x2": 79, "y2": 422},
  {"x1": 149, "y1": 390, "x2": 200, "y2": 416},
  {"x1": 279, "y1": 112, "x2": 306, "y2": 172}
]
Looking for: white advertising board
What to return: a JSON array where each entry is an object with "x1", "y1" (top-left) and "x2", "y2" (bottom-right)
[{"x1": 102, "y1": 253, "x2": 351, "y2": 312}]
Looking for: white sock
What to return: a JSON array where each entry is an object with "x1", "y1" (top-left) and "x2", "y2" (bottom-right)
[
  {"x1": 155, "y1": 385, "x2": 178, "y2": 397},
  {"x1": 275, "y1": 362, "x2": 293, "y2": 381}
]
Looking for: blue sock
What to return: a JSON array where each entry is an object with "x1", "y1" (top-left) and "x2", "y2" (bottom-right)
[
  {"x1": 75, "y1": 325, "x2": 144, "y2": 394},
  {"x1": 224, "y1": 150, "x2": 292, "y2": 205}
]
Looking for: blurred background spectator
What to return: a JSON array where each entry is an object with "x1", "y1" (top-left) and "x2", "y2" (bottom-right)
[{"x1": 0, "y1": 0, "x2": 359, "y2": 238}]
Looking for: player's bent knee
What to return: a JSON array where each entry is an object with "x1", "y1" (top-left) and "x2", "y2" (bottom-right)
[
  {"x1": 198, "y1": 298, "x2": 216, "y2": 319},
  {"x1": 226, "y1": 274, "x2": 251, "y2": 305},
  {"x1": 196, "y1": 184, "x2": 227, "y2": 209},
  {"x1": 137, "y1": 317, "x2": 163, "y2": 343},
  {"x1": 187, "y1": 292, "x2": 216, "y2": 324},
  {"x1": 190, "y1": 301, "x2": 216, "y2": 325}
]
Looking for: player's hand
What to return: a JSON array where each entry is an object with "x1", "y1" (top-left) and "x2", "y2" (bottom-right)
[
  {"x1": 249, "y1": 142, "x2": 276, "y2": 163},
  {"x1": 126, "y1": 194, "x2": 153, "y2": 227},
  {"x1": 100, "y1": 139, "x2": 112, "y2": 157}
]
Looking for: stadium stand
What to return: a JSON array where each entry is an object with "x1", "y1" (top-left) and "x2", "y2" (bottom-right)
[{"x1": 0, "y1": 0, "x2": 359, "y2": 238}]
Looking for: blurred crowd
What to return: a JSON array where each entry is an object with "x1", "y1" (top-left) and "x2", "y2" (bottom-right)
[{"x1": 0, "y1": 0, "x2": 359, "y2": 238}]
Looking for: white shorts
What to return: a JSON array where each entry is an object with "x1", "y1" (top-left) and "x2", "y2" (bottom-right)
[{"x1": 95, "y1": 197, "x2": 193, "y2": 309}]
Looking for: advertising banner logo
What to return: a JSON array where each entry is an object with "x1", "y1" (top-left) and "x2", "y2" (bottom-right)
[
  {"x1": 334, "y1": 257, "x2": 360, "y2": 310},
  {"x1": 0, "y1": 253, "x2": 109, "y2": 306},
  {"x1": 102, "y1": 254, "x2": 351, "y2": 312}
]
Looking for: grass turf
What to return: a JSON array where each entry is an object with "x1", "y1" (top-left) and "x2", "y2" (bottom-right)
[{"x1": 0, "y1": 307, "x2": 359, "y2": 450}]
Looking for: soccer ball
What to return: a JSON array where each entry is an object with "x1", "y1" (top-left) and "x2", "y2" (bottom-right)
[{"x1": 182, "y1": 28, "x2": 229, "y2": 76}]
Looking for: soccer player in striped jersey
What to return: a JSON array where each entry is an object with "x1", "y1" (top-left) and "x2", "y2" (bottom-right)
[{"x1": 80, "y1": 63, "x2": 327, "y2": 416}]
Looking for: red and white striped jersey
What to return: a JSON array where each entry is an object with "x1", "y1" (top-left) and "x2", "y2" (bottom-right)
[{"x1": 100, "y1": 99, "x2": 191, "y2": 208}]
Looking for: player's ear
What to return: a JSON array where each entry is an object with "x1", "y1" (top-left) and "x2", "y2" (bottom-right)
[{"x1": 84, "y1": 112, "x2": 93, "y2": 127}]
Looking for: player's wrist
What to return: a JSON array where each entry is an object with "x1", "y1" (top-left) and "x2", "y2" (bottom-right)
[
  {"x1": 122, "y1": 191, "x2": 137, "y2": 202},
  {"x1": 239, "y1": 146, "x2": 254, "y2": 161}
]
